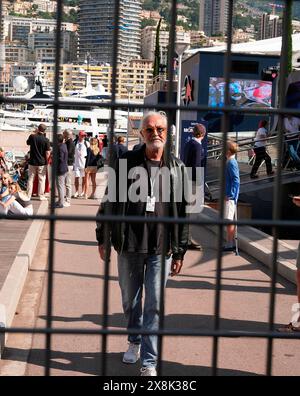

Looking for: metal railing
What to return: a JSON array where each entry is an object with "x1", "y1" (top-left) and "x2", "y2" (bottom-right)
[{"x1": 0, "y1": 0, "x2": 300, "y2": 378}]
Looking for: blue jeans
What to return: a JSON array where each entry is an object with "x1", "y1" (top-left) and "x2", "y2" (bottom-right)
[{"x1": 117, "y1": 253, "x2": 171, "y2": 368}]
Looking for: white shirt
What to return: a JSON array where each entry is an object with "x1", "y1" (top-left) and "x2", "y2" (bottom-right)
[
  {"x1": 254, "y1": 127, "x2": 268, "y2": 148},
  {"x1": 74, "y1": 139, "x2": 90, "y2": 169},
  {"x1": 192, "y1": 137, "x2": 203, "y2": 145},
  {"x1": 284, "y1": 117, "x2": 300, "y2": 135}
]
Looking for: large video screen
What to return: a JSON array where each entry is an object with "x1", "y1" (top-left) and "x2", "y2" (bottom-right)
[{"x1": 208, "y1": 77, "x2": 272, "y2": 108}]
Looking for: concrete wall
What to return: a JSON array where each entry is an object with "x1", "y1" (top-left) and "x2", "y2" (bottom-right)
[{"x1": 0, "y1": 130, "x2": 32, "y2": 154}]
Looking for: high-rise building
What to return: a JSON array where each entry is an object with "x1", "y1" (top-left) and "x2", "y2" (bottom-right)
[
  {"x1": 260, "y1": 13, "x2": 283, "y2": 40},
  {"x1": 78, "y1": 0, "x2": 142, "y2": 64},
  {"x1": 141, "y1": 25, "x2": 190, "y2": 65},
  {"x1": 199, "y1": 0, "x2": 229, "y2": 37}
]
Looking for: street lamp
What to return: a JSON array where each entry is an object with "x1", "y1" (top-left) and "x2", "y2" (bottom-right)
[
  {"x1": 125, "y1": 83, "x2": 133, "y2": 148},
  {"x1": 175, "y1": 41, "x2": 190, "y2": 157}
]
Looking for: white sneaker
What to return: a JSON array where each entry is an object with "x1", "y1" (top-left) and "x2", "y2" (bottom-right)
[
  {"x1": 63, "y1": 202, "x2": 71, "y2": 207},
  {"x1": 79, "y1": 192, "x2": 85, "y2": 198},
  {"x1": 39, "y1": 196, "x2": 48, "y2": 201},
  {"x1": 73, "y1": 191, "x2": 79, "y2": 198},
  {"x1": 140, "y1": 367, "x2": 157, "y2": 376},
  {"x1": 122, "y1": 343, "x2": 140, "y2": 364}
]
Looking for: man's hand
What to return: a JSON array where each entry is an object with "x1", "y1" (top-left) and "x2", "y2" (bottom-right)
[
  {"x1": 98, "y1": 244, "x2": 106, "y2": 260},
  {"x1": 293, "y1": 196, "x2": 300, "y2": 207},
  {"x1": 170, "y1": 259, "x2": 183, "y2": 277}
]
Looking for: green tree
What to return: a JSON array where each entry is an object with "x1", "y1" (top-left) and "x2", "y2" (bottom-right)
[{"x1": 141, "y1": 18, "x2": 157, "y2": 29}]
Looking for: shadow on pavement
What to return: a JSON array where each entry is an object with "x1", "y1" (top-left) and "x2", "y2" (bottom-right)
[
  {"x1": 166, "y1": 277, "x2": 295, "y2": 295},
  {"x1": 2, "y1": 347, "x2": 261, "y2": 376},
  {"x1": 39, "y1": 312, "x2": 283, "y2": 333}
]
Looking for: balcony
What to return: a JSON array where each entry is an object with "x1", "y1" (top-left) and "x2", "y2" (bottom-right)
[{"x1": 146, "y1": 74, "x2": 178, "y2": 96}]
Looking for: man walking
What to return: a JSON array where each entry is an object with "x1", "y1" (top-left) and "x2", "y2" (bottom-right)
[
  {"x1": 96, "y1": 111, "x2": 189, "y2": 376},
  {"x1": 63, "y1": 129, "x2": 75, "y2": 206},
  {"x1": 182, "y1": 123, "x2": 207, "y2": 250},
  {"x1": 26, "y1": 123, "x2": 51, "y2": 200}
]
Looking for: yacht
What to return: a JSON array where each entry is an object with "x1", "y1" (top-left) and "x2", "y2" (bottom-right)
[{"x1": 1, "y1": 70, "x2": 128, "y2": 135}]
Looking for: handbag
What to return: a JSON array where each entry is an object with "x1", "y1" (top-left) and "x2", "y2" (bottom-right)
[{"x1": 97, "y1": 155, "x2": 105, "y2": 169}]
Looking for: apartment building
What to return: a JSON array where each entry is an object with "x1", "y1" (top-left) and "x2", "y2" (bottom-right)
[
  {"x1": 141, "y1": 25, "x2": 190, "y2": 64},
  {"x1": 199, "y1": 0, "x2": 229, "y2": 37},
  {"x1": 78, "y1": 0, "x2": 142, "y2": 64}
]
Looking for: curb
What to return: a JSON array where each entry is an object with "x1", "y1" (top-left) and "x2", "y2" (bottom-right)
[
  {"x1": 0, "y1": 201, "x2": 48, "y2": 358},
  {"x1": 199, "y1": 206, "x2": 297, "y2": 286}
]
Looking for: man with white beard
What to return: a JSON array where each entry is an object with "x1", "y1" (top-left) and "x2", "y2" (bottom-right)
[{"x1": 96, "y1": 111, "x2": 189, "y2": 376}]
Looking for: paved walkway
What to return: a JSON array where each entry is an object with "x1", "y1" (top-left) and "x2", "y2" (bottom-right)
[
  {"x1": 0, "y1": 170, "x2": 299, "y2": 376},
  {"x1": 0, "y1": 201, "x2": 40, "y2": 290}
]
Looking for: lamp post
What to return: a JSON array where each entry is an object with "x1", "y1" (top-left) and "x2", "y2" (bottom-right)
[
  {"x1": 175, "y1": 41, "x2": 190, "y2": 158},
  {"x1": 125, "y1": 83, "x2": 133, "y2": 148}
]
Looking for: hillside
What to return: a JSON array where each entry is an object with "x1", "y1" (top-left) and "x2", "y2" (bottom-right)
[{"x1": 142, "y1": 0, "x2": 300, "y2": 33}]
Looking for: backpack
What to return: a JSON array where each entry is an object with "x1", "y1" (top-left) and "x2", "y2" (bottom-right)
[{"x1": 74, "y1": 138, "x2": 88, "y2": 149}]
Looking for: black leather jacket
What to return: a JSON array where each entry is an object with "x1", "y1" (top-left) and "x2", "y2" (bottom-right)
[{"x1": 95, "y1": 145, "x2": 189, "y2": 260}]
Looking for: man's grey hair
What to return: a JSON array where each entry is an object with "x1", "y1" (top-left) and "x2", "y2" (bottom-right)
[
  {"x1": 63, "y1": 128, "x2": 73, "y2": 138},
  {"x1": 141, "y1": 111, "x2": 168, "y2": 129}
]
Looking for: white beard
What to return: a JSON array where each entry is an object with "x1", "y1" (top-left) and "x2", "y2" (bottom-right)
[{"x1": 148, "y1": 139, "x2": 164, "y2": 150}]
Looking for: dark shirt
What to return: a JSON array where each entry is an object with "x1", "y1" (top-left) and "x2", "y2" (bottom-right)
[
  {"x1": 115, "y1": 143, "x2": 128, "y2": 158},
  {"x1": 65, "y1": 138, "x2": 75, "y2": 166},
  {"x1": 27, "y1": 133, "x2": 51, "y2": 166},
  {"x1": 182, "y1": 138, "x2": 204, "y2": 181},
  {"x1": 110, "y1": 143, "x2": 128, "y2": 168},
  {"x1": 132, "y1": 143, "x2": 144, "y2": 151},
  {"x1": 124, "y1": 158, "x2": 170, "y2": 255},
  {"x1": 57, "y1": 143, "x2": 68, "y2": 175},
  {"x1": 102, "y1": 137, "x2": 108, "y2": 147},
  {"x1": 86, "y1": 147, "x2": 101, "y2": 167}
]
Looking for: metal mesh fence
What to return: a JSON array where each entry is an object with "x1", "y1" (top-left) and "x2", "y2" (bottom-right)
[{"x1": 0, "y1": 0, "x2": 300, "y2": 377}]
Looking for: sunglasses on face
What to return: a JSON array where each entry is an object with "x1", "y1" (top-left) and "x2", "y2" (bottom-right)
[{"x1": 144, "y1": 127, "x2": 166, "y2": 135}]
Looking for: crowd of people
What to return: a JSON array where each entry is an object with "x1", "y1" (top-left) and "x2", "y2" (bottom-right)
[{"x1": 0, "y1": 124, "x2": 129, "y2": 211}]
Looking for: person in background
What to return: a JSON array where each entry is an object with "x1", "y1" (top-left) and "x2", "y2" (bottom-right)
[
  {"x1": 54, "y1": 134, "x2": 68, "y2": 209},
  {"x1": 26, "y1": 124, "x2": 51, "y2": 200},
  {"x1": 73, "y1": 131, "x2": 89, "y2": 198},
  {"x1": 250, "y1": 120, "x2": 274, "y2": 179},
  {"x1": 110, "y1": 136, "x2": 128, "y2": 168},
  {"x1": 0, "y1": 147, "x2": 8, "y2": 174},
  {"x1": 284, "y1": 114, "x2": 300, "y2": 151},
  {"x1": 0, "y1": 173, "x2": 12, "y2": 203},
  {"x1": 0, "y1": 182, "x2": 33, "y2": 216},
  {"x1": 97, "y1": 134, "x2": 104, "y2": 154},
  {"x1": 223, "y1": 141, "x2": 240, "y2": 252},
  {"x1": 182, "y1": 123, "x2": 207, "y2": 250},
  {"x1": 84, "y1": 137, "x2": 101, "y2": 199},
  {"x1": 63, "y1": 129, "x2": 75, "y2": 207},
  {"x1": 101, "y1": 134, "x2": 108, "y2": 160}
]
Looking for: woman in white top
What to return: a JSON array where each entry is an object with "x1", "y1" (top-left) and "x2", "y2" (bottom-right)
[
  {"x1": 0, "y1": 182, "x2": 33, "y2": 216},
  {"x1": 250, "y1": 120, "x2": 274, "y2": 179}
]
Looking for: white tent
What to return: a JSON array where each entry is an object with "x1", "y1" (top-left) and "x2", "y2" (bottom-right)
[{"x1": 186, "y1": 33, "x2": 300, "y2": 68}]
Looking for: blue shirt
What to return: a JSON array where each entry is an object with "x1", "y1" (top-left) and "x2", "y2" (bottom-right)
[
  {"x1": 225, "y1": 157, "x2": 240, "y2": 203},
  {"x1": 0, "y1": 185, "x2": 9, "y2": 202}
]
